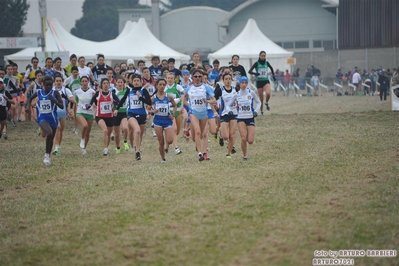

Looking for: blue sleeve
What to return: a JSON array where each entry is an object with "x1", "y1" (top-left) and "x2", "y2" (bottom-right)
[{"x1": 205, "y1": 84, "x2": 215, "y2": 99}]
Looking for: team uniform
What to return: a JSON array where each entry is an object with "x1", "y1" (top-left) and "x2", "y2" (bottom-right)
[
  {"x1": 92, "y1": 64, "x2": 109, "y2": 83},
  {"x1": 113, "y1": 87, "x2": 128, "y2": 127},
  {"x1": 149, "y1": 65, "x2": 162, "y2": 79},
  {"x1": 73, "y1": 87, "x2": 96, "y2": 120},
  {"x1": 142, "y1": 77, "x2": 156, "y2": 96},
  {"x1": 53, "y1": 86, "x2": 73, "y2": 120},
  {"x1": 91, "y1": 90, "x2": 119, "y2": 127},
  {"x1": 4, "y1": 75, "x2": 19, "y2": 98},
  {"x1": 186, "y1": 83, "x2": 215, "y2": 121},
  {"x1": 153, "y1": 94, "x2": 173, "y2": 129},
  {"x1": 64, "y1": 76, "x2": 81, "y2": 92},
  {"x1": 36, "y1": 89, "x2": 59, "y2": 128},
  {"x1": 165, "y1": 83, "x2": 184, "y2": 117},
  {"x1": 249, "y1": 60, "x2": 275, "y2": 88},
  {"x1": 0, "y1": 89, "x2": 12, "y2": 122},
  {"x1": 235, "y1": 89, "x2": 261, "y2": 126},
  {"x1": 218, "y1": 86, "x2": 238, "y2": 123},
  {"x1": 117, "y1": 87, "x2": 152, "y2": 124},
  {"x1": 78, "y1": 66, "x2": 92, "y2": 78},
  {"x1": 43, "y1": 68, "x2": 55, "y2": 79}
]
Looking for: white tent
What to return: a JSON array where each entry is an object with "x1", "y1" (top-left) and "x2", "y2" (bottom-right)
[
  {"x1": 208, "y1": 18, "x2": 294, "y2": 76},
  {"x1": 6, "y1": 18, "x2": 190, "y2": 70}
]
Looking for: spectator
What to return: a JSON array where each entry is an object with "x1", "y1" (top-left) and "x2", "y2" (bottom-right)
[
  {"x1": 351, "y1": 70, "x2": 362, "y2": 95},
  {"x1": 378, "y1": 71, "x2": 390, "y2": 101},
  {"x1": 292, "y1": 68, "x2": 300, "y2": 96},
  {"x1": 370, "y1": 69, "x2": 378, "y2": 95},
  {"x1": 336, "y1": 69, "x2": 343, "y2": 85},
  {"x1": 283, "y1": 70, "x2": 291, "y2": 96},
  {"x1": 310, "y1": 72, "x2": 319, "y2": 96}
]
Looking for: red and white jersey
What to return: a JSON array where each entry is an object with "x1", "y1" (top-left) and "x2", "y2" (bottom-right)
[{"x1": 96, "y1": 91, "x2": 113, "y2": 118}]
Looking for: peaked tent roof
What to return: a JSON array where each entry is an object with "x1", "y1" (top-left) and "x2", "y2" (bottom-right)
[
  {"x1": 6, "y1": 18, "x2": 190, "y2": 61},
  {"x1": 208, "y1": 18, "x2": 293, "y2": 59}
]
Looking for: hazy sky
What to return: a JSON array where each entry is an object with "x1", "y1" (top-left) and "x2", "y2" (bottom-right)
[{"x1": 24, "y1": 0, "x2": 154, "y2": 34}]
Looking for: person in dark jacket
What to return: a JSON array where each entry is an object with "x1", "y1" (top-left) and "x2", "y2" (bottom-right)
[{"x1": 378, "y1": 71, "x2": 390, "y2": 101}]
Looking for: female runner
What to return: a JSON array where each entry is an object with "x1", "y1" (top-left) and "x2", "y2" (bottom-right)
[
  {"x1": 185, "y1": 69, "x2": 216, "y2": 161},
  {"x1": 149, "y1": 78, "x2": 177, "y2": 162}
]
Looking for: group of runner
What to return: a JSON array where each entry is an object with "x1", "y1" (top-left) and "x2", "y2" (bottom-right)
[{"x1": 1, "y1": 51, "x2": 276, "y2": 165}]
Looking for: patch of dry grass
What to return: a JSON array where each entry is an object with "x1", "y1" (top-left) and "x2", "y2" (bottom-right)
[{"x1": 0, "y1": 94, "x2": 398, "y2": 265}]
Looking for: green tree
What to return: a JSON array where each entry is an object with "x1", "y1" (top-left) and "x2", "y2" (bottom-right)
[
  {"x1": 164, "y1": 0, "x2": 246, "y2": 11},
  {"x1": 71, "y1": 0, "x2": 143, "y2": 42},
  {"x1": 0, "y1": 0, "x2": 30, "y2": 64},
  {"x1": 0, "y1": 0, "x2": 30, "y2": 37}
]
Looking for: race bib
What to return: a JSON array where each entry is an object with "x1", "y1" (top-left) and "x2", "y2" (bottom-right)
[
  {"x1": 40, "y1": 100, "x2": 52, "y2": 114},
  {"x1": 129, "y1": 96, "x2": 142, "y2": 109},
  {"x1": 238, "y1": 100, "x2": 252, "y2": 115},
  {"x1": 191, "y1": 96, "x2": 205, "y2": 110},
  {"x1": 100, "y1": 101, "x2": 112, "y2": 114},
  {"x1": 156, "y1": 103, "x2": 169, "y2": 116},
  {"x1": 147, "y1": 85, "x2": 155, "y2": 95},
  {"x1": 258, "y1": 68, "x2": 267, "y2": 78}
]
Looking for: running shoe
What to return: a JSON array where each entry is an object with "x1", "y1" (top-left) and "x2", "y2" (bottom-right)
[
  {"x1": 152, "y1": 130, "x2": 156, "y2": 137},
  {"x1": 198, "y1": 153, "x2": 204, "y2": 162},
  {"x1": 203, "y1": 153, "x2": 210, "y2": 160},
  {"x1": 17, "y1": 118, "x2": 22, "y2": 122},
  {"x1": 213, "y1": 133, "x2": 218, "y2": 142},
  {"x1": 103, "y1": 148, "x2": 110, "y2": 156},
  {"x1": 2, "y1": 133, "x2": 7, "y2": 140},
  {"x1": 124, "y1": 142, "x2": 129, "y2": 151},
  {"x1": 161, "y1": 159, "x2": 166, "y2": 163},
  {"x1": 111, "y1": 133, "x2": 114, "y2": 141},
  {"x1": 52, "y1": 146, "x2": 61, "y2": 156},
  {"x1": 80, "y1": 138, "x2": 85, "y2": 149},
  {"x1": 261, "y1": 111, "x2": 264, "y2": 116},
  {"x1": 116, "y1": 148, "x2": 121, "y2": 154},
  {"x1": 243, "y1": 157, "x2": 248, "y2": 161},
  {"x1": 136, "y1": 151, "x2": 141, "y2": 160},
  {"x1": 165, "y1": 148, "x2": 168, "y2": 154},
  {"x1": 226, "y1": 154, "x2": 232, "y2": 159},
  {"x1": 11, "y1": 120, "x2": 16, "y2": 127},
  {"x1": 175, "y1": 147, "x2": 182, "y2": 155},
  {"x1": 129, "y1": 147, "x2": 135, "y2": 152},
  {"x1": 81, "y1": 148, "x2": 87, "y2": 155},
  {"x1": 219, "y1": 136, "x2": 224, "y2": 147},
  {"x1": 72, "y1": 128, "x2": 78, "y2": 134},
  {"x1": 43, "y1": 154, "x2": 51, "y2": 166},
  {"x1": 265, "y1": 103, "x2": 270, "y2": 111},
  {"x1": 231, "y1": 146, "x2": 236, "y2": 154}
]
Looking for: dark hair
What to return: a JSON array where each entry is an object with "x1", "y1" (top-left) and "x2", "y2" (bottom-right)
[
  {"x1": 86, "y1": 62, "x2": 93, "y2": 67},
  {"x1": 106, "y1": 67, "x2": 114, "y2": 73},
  {"x1": 116, "y1": 76, "x2": 125, "y2": 83},
  {"x1": 131, "y1": 74, "x2": 141, "y2": 81},
  {"x1": 259, "y1": 51, "x2": 266, "y2": 56},
  {"x1": 142, "y1": 67, "x2": 149, "y2": 72},
  {"x1": 78, "y1": 56, "x2": 85, "y2": 62},
  {"x1": 43, "y1": 75, "x2": 53, "y2": 84},
  {"x1": 213, "y1": 59, "x2": 220, "y2": 65},
  {"x1": 35, "y1": 69, "x2": 43, "y2": 75},
  {"x1": 155, "y1": 78, "x2": 166, "y2": 86},
  {"x1": 100, "y1": 78, "x2": 109, "y2": 86},
  {"x1": 97, "y1": 54, "x2": 104, "y2": 59},
  {"x1": 151, "y1": 55, "x2": 160, "y2": 61},
  {"x1": 231, "y1": 54, "x2": 239, "y2": 60},
  {"x1": 12, "y1": 62, "x2": 18, "y2": 67},
  {"x1": 54, "y1": 73, "x2": 64, "y2": 81},
  {"x1": 137, "y1": 60, "x2": 145, "y2": 66},
  {"x1": 31, "y1": 56, "x2": 39, "y2": 63},
  {"x1": 161, "y1": 59, "x2": 167, "y2": 63},
  {"x1": 179, "y1": 64, "x2": 188, "y2": 70},
  {"x1": 80, "y1": 76, "x2": 89, "y2": 82},
  {"x1": 45, "y1": 57, "x2": 53, "y2": 62},
  {"x1": 161, "y1": 67, "x2": 169, "y2": 75},
  {"x1": 222, "y1": 73, "x2": 232, "y2": 80},
  {"x1": 191, "y1": 69, "x2": 203, "y2": 76},
  {"x1": 70, "y1": 54, "x2": 77, "y2": 60},
  {"x1": 53, "y1": 57, "x2": 61, "y2": 63},
  {"x1": 71, "y1": 66, "x2": 79, "y2": 72},
  {"x1": 120, "y1": 69, "x2": 126, "y2": 75}
]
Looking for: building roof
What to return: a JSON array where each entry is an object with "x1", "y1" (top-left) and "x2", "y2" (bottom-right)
[{"x1": 218, "y1": 0, "x2": 339, "y2": 27}]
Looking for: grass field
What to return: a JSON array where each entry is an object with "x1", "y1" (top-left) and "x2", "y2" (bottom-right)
[{"x1": 1, "y1": 94, "x2": 398, "y2": 265}]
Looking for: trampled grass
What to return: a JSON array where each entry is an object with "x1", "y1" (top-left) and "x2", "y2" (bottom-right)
[{"x1": 1, "y1": 94, "x2": 398, "y2": 265}]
